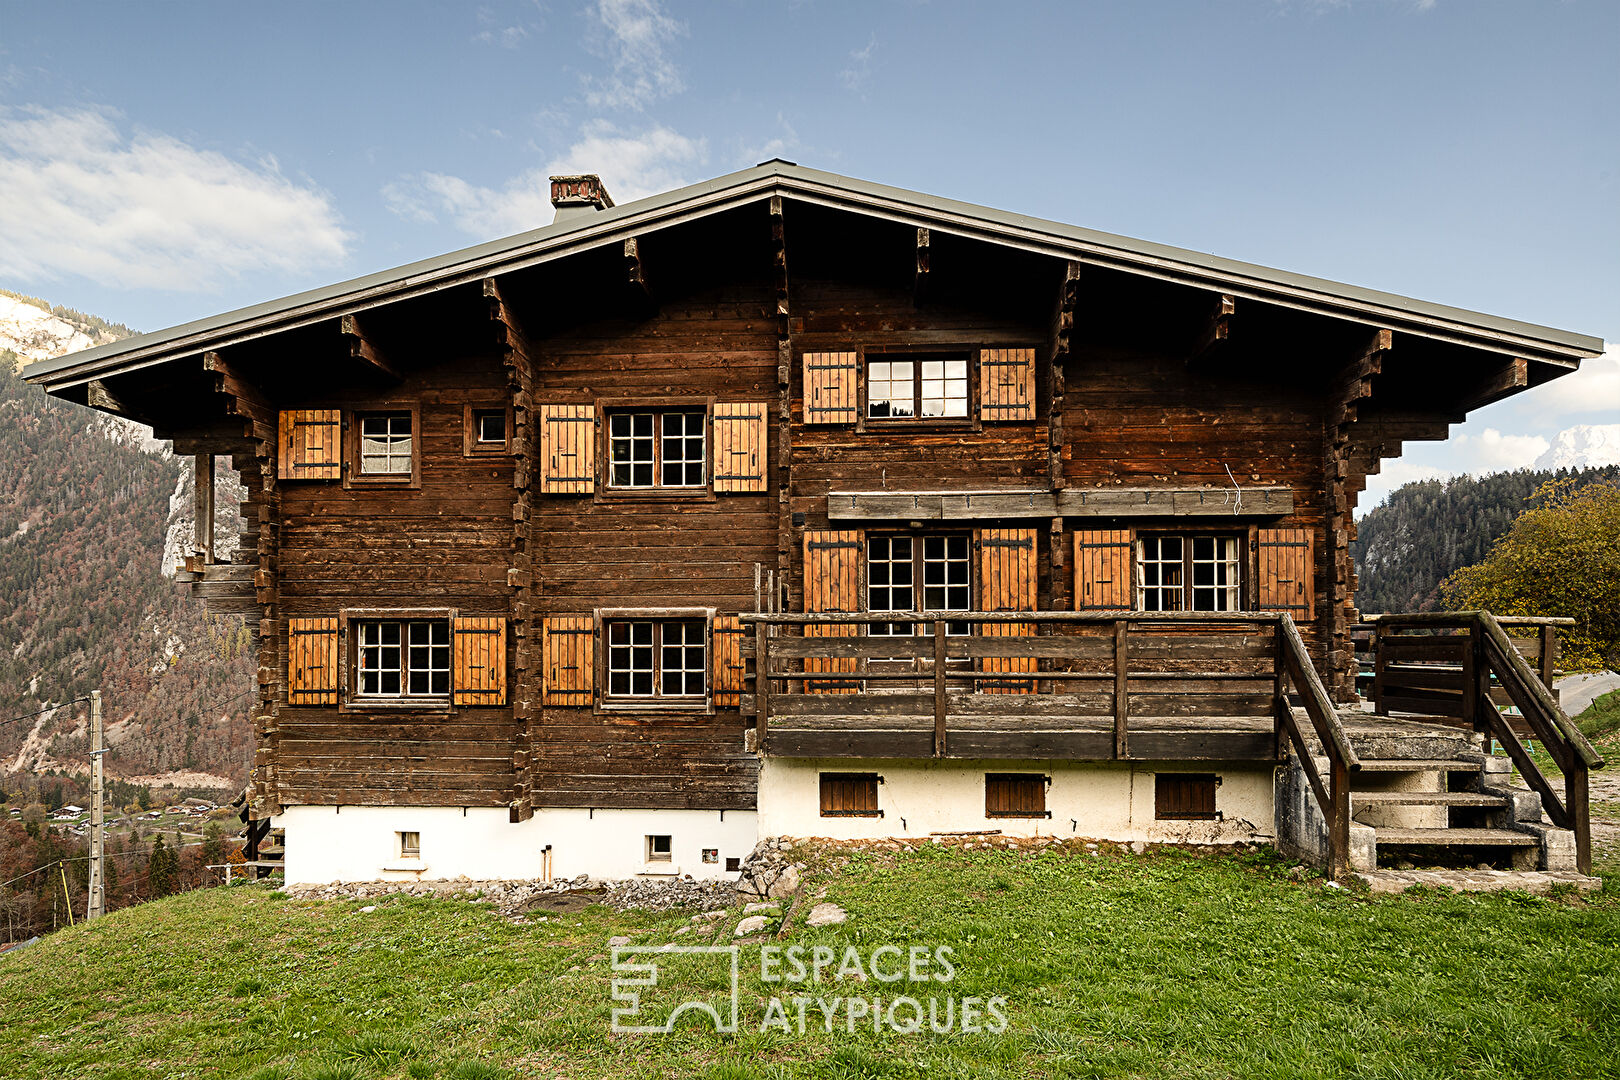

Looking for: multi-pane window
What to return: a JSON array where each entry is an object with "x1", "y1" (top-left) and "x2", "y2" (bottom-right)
[
  {"x1": 606, "y1": 618, "x2": 706, "y2": 699},
  {"x1": 357, "y1": 620, "x2": 449, "y2": 697},
  {"x1": 868, "y1": 533, "x2": 971, "y2": 635},
  {"x1": 1138, "y1": 535, "x2": 1241, "y2": 612},
  {"x1": 922, "y1": 534, "x2": 972, "y2": 635},
  {"x1": 359, "y1": 414, "x2": 413, "y2": 475},
  {"x1": 867, "y1": 534, "x2": 915, "y2": 636},
  {"x1": 608, "y1": 411, "x2": 705, "y2": 488},
  {"x1": 867, "y1": 354, "x2": 969, "y2": 420}
]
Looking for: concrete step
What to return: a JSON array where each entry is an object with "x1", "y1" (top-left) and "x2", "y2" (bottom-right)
[
  {"x1": 1356, "y1": 759, "x2": 1483, "y2": 773},
  {"x1": 1353, "y1": 791, "x2": 1509, "y2": 807},
  {"x1": 1374, "y1": 827, "x2": 1537, "y2": 847}
]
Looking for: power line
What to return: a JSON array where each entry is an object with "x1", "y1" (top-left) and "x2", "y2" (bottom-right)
[
  {"x1": 0, "y1": 697, "x2": 91, "y2": 730},
  {"x1": 0, "y1": 837, "x2": 234, "y2": 891}
]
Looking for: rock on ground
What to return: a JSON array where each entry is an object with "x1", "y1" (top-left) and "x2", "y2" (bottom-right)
[
  {"x1": 734, "y1": 915, "x2": 769, "y2": 936},
  {"x1": 804, "y1": 903, "x2": 847, "y2": 927}
]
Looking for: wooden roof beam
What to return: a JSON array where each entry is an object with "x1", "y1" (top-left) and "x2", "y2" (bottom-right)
[
  {"x1": 86, "y1": 378, "x2": 154, "y2": 424},
  {"x1": 1459, "y1": 356, "x2": 1529, "y2": 412},
  {"x1": 1187, "y1": 294, "x2": 1235, "y2": 366},
  {"x1": 770, "y1": 195, "x2": 790, "y2": 340},
  {"x1": 339, "y1": 314, "x2": 400, "y2": 379},
  {"x1": 482, "y1": 276, "x2": 535, "y2": 365},
  {"x1": 623, "y1": 237, "x2": 655, "y2": 314},
  {"x1": 914, "y1": 227, "x2": 931, "y2": 306}
]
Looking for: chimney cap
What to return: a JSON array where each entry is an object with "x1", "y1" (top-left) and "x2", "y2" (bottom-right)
[{"x1": 549, "y1": 174, "x2": 615, "y2": 212}]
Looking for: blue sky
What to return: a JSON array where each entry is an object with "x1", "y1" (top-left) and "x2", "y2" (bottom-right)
[{"x1": 2, "y1": 0, "x2": 1615, "y2": 508}]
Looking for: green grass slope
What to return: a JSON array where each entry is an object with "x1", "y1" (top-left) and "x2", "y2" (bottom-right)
[{"x1": 2, "y1": 847, "x2": 1618, "y2": 1080}]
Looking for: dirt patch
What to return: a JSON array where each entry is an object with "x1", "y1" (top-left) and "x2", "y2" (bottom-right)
[{"x1": 519, "y1": 890, "x2": 605, "y2": 915}]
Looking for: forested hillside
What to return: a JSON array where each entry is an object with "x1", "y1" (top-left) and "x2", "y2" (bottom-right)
[
  {"x1": 1353, "y1": 465, "x2": 1620, "y2": 613},
  {"x1": 1, "y1": 331, "x2": 253, "y2": 797}
]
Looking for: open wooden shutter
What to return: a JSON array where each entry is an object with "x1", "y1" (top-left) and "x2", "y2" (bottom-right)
[
  {"x1": 287, "y1": 617, "x2": 339, "y2": 705},
  {"x1": 979, "y1": 349, "x2": 1035, "y2": 422},
  {"x1": 804, "y1": 529, "x2": 862, "y2": 693},
  {"x1": 277, "y1": 410, "x2": 342, "y2": 480},
  {"x1": 1257, "y1": 528, "x2": 1314, "y2": 621},
  {"x1": 712, "y1": 615, "x2": 747, "y2": 707},
  {"x1": 1075, "y1": 530, "x2": 1133, "y2": 611},
  {"x1": 543, "y1": 615, "x2": 595, "y2": 705},
  {"x1": 539, "y1": 405, "x2": 596, "y2": 494},
  {"x1": 452, "y1": 616, "x2": 507, "y2": 706},
  {"x1": 803, "y1": 352, "x2": 858, "y2": 425},
  {"x1": 713, "y1": 402, "x2": 768, "y2": 493},
  {"x1": 978, "y1": 528, "x2": 1038, "y2": 694}
]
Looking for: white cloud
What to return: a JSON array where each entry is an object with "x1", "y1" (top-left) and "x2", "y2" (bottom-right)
[
  {"x1": 581, "y1": 0, "x2": 685, "y2": 110},
  {"x1": 838, "y1": 35, "x2": 878, "y2": 93},
  {"x1": 473, "y1": 1, "x2": 543, "y2": 47},
  {"x1": 0, "y1": 105, "x2": 350, "y2": 291},
  {"x1": 1452, "y1": 427, "x2": 1550, "y2": 471},
  {"x1": 383, "y1": 121, "x2": 706, "y2": 238},
  {"x1": 1523, "y1": 343, "x2": 1620, "y2": 420}
]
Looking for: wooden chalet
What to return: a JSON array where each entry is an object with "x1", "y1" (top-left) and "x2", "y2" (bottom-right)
[{"x1": 26, "y1": 162, "x2": 1606, "y2": 881}]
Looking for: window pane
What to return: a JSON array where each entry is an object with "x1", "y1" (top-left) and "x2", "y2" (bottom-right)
[
  {"x1": 1191, "y1": 536, "x2": 1241, "y2": 612},
  {"x1": 660, "y1": 412, "x2": 706, "y2": 487},
  {"x1": 360, "y1": 415, "x2": 412, "y2": 475},
  {"x1": 868, "y1": 360, "x2": 915, "y2": 419},
  {"x1": 477, "y1": 412, "x2": 505, "y2": 443},
  {"x1": 610, "y1": 412, "x2": 656, "y2": 488},
  {"x1": 1138, "y1": 535, "x2": 1185, "y2": 611},
  {"x1": 918, "y1": 355, "x2": 968, "y2": 418},
  {"x1": 608, "y1": 619, "x2": 656, "y2": 696},
  {"x1": 659, "y1": 620, "x2": 706, "y2": 696},
  {"x1": 867, "y1": 535, "x2": 915, "y2": 635}
]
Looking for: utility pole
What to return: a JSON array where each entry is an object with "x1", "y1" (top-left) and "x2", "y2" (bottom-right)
[{"x1": 87, "y1": 690, "x2": 105, "y2": 921}]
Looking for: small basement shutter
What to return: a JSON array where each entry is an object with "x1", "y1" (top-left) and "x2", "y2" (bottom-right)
[
  {"x1": 713, "y1": 402, "x2": 768, "y2": 493},
  {"x1": 277, "y1": 410, "x2": 342, "y2": 481},
  {"x1": 819, "y1": 773, "x2": 881, "y2": 817},
  {"x1": 1256, "y1": 528, "x2": 1314, "y2": 621},
  {"x1": 1074, "y1": 530, "x2": 1132, "y2": 611},
  {"x1": 802, "y1": 352, "x2": 858, "y2": 425},
  {"x1": 803, "y1": 529, "x2": 861, "y2": 693},
  {"x1": 985, "y1": 774, "x2": 1050, "y2": 818},
  {"x1": 539, "y1": 405, "x2": 596, "y2": 494},
  {"x1": 979, "y1": 348, "x2": 1036, "y2": 422},
  {"x1": 977, "y1": 528, "x2": 1037, "y2": 694},
  {"x1": 452, "y1": 616, "x2": 507, "y2": 706},
  {"x1": 1155, "y1": 773, "x2": 1219, "y2": 820},
  {"x1": 712, "y1": 615, "x2": 747, "y2": 707},
  {"x1": 287, "y1": 617, "x2": 339, "y2": 705},
  {"x1": 543, "y1": 615, "x2": 595, "y2": 705}
]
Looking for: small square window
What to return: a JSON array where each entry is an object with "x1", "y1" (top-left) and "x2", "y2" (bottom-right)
[
  {"x1": 476, "y1": 411, "x2": 506, "y2": 444},
  {"x1": 359, "y1": 414, "x2": 413, "y2": 475},
  {"x1": 702, "y1": 848, "x2": 719, "y2": 864},
  {"x1": 820, "y1": 773, "x2": 882, "y2": 817},
  {"x1": 725, "y1": 856, "x2": 741, "y2": 873},
  {"x1": 646, "y1": 835, "x2": 673, "y2": 862},
  {"x1": 398, "y1": 831, "x2": 421, "y2": 858}
]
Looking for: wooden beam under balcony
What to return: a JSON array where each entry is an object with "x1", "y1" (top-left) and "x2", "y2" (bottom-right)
[{"x1": 826, "y1": 486, "x2": 1294, "y2": 521}]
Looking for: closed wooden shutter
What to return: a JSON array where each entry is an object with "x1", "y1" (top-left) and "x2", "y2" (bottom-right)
[
  {"x1": 819, "y1": 773, "x2": 881, "y2": 817},
  {"x1": 803, "y1": 352, "x2": 858, "y2": 425},
  {"x1": 539, "y1": 405, "x2": 596, "y2": 494},
  {"x1": 804, "y1": 529, "x2": 861, "y2": 693},
  {"x1": 1256, "y1": 528, "x2": 1314, "y2": 621},
  {"x1": 1155, "y1": 773, "x2": 1218, "y2": 820},
  {"x1": 985, "y1": 774, "x2": 1049, "y2": 818},
  {"x1": 287, "y1": 617, "x2": 339, "y2": 705},
  {"x1": 277, "y1": 410, "x2": 342, "y2": 480},
  {"x1": 1075, "y1": 530, "x2": 1133, "y2": 611},
  {"x1": 712, "y1": 615, "x2": 747, "y2": 707},
  {"x1": 543, "y1": 615, "x2": 594, "y2": 705},
  {"x1": 979, "y1": 348, "x2": 1035, "y2": 421},
  {"x1": 978, "y1": 528, "x2": 1038, "y2": 694},
  {"x1": 452, "y1": 616, "x2": 507, "y2": 706},
  {"x1": 713, "y1": 402, "x2": 768, "y2": 493}
]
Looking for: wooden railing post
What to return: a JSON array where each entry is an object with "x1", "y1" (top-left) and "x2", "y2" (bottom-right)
[
  {"x1": 1462, "y1": 621, "x2": 1484, "y2": 741},
  {"x1": 1569, "y1": 762, "x2": 1592, "y2": 875},
  {"x1": 1113, "y1": 620, "x2": 1129, "y2": 759},
  {"x1": 933, "y1": 619, "x2": 947, "y2": 758},
  {"x1": 1539, "y1": 623, "x2": 1558, "y2": 688},
  {"x1": 1372, "y1": 621, "x2": 1387, "y2": 714},
  {"x1": 755, "y1": 621, "x2": 771, "y2": 750},
  {"x1": 1329, "y1": 758, "x2": 1351, "y2": 881}
]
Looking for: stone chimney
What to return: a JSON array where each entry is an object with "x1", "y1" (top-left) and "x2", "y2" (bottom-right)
[{"x1": 550, "y1": 174, "x2": 615, "y2": 224}]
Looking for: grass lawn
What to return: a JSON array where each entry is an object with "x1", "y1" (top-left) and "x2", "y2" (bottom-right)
[{"x1": 2, "y1": 845, "x2": 1618, "y2": 1080}]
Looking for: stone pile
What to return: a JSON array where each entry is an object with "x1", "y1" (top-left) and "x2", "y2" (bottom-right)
[
  {"x1": 734, "y1": 837, "x2": 804, "y2": 901},
  {"x1": 284, "y1": 872, "x2": 734, "y2": 917}
]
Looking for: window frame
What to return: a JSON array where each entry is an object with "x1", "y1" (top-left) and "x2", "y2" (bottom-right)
[
  {"x1": 864, "y1": 530, "x2": 974, "y2": 636},
  {"x1": 337, "y1": 607, "x2": 456, "y2": 713},
  {"x1": 855, "y1": 346, "x2": 981, "y2": 433},
  {"x1": 819, "y1": 772, "x2": 883, "y2": 818},
  {"x1": 595, "y1": 607, "x2": 715, "y2": 713},
  {"x1": 595, "y1": 398, "x2": 716, "y2": 501},
  {"x1": 1134, "y1": 531, "x2": 1245, "y2": 613},
  {"x1": 645, "y1": 834, "x2": 673, "y2": 863},
  {"x1": 398, "y1": 831, "x2": 422, "y2": 859},
  {"x1": 345, "y1": 403, "x2": 421, "y2": 489},
  {"x1": 463, "y1": 402, "x2": 514, "y2": 457}
]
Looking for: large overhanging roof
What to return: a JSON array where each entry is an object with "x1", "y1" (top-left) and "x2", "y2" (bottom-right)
[{"x1": 25, "y1": 159, "x2": 1605, "y2": 391}]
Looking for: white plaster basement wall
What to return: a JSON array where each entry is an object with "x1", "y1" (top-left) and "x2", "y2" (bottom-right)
[
  {"x1": 276, "y1": 805, "x2": 758, "y2": 885},
  {"x1": 756, "y1": 759, "x2": 1278, "y2": 845}
]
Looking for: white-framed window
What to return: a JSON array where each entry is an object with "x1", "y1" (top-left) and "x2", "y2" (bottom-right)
[
  {"x1": 359, "y1": 414, "x2": 413, "y2": 475},
  {"x1": 357, "y1": 619, "x2": 450, "y2": 697},
  {"x1": 867, "y1": 354, "x2": 969, "y2": 420},
  {"x1": 398, "y1": 830, "x2": 421, "y2": 858},
  {"x1": 646, "y1": 835, "x2": 673, "y2": 863},
  {"x1": 608, "y1": 410, "x2": 706, "y2": 488},
  {"x1": 606, "y1": 618, "x2": 707, "y2": 699},
  {"x1": 868, "y1": 532, "x2": 972, "y2": 635},
  {"x1": 1137, "y1": 535, "x2": 1241, "y2": 612}
]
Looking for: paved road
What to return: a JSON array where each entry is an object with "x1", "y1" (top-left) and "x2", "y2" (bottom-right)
[{"x1": 1559, "y1": 672, "x2": 1620, "y2": 716}]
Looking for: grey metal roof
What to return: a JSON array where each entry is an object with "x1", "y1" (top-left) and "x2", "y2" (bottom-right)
[{"x1": 26, "y1": 159, "x2": 1605, "y2": 389}]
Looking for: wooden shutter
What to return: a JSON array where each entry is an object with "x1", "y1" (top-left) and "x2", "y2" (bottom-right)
[
  {"x1": 452, "y1": 616, "x2": 507, "y2": 706},
  {"x1": 277, "y1": 410, "x2": 342, "y2": 480},
  {"x1": 1155, "y1": 774, "x2": 1218, "y2": 820},
  {"x1": 712, "y1": 615, "x2": 747, "y2": 707},
  {"x1": 1257, "y1": 528, "x2": 1314, "y2": 621},
  {"x1": 539, "y1": 405, "x2": 596, "y2": 494},
  {"x1": 819, "y1": 773, "x2": 881, "y2": 817},
  {"x1": 803, "y1": 352, "x2": 858, "y2": 425},
  {"x1": 1075, "y1": 530, "x2": 1133, "y2": 611},
  {"x1": 713, "y1": 402, "x2": 768, "y2": 493},
  {"x1": 979, "y1": 348, "x2": 1035, "y2": 421},
  {"x1": 985, "y1": 774, "x2": 1049, "y2": 818},
  {"x1": 804, "y1": 529, "x2": 861, "y2": 693},
  {"x1": 287, "y1": 617, "x2": 339, "y2": 705},
  {"x1": 543, "y1": 615, "x2": 595, "y2": 705},
  {"x1": 978, "y1": 528, "x2": 1038, "y2": 694}
]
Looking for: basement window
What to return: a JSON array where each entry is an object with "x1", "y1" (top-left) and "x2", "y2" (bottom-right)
[
  {"x1": 1155, "y1": 774, "x2": 1220, "y2": 821},
  {"x1": 820, "y1": 773, "x2": 882, "y2": 818},
  {"x1": 398, "y1": 831, "x2": 421, "y2": 859},
  {"x1": 646, "y1": 835, "x2": 673, "y2": 863},
  {"x1": 985, "y1": 774, "x2": 1050, "y2": 819}
]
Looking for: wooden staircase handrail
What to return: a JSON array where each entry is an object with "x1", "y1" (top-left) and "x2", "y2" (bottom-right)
[
  {"x1": 1278, "y1": 614, "x2": 1361, "y2": 772},
  {"x1": 1475, "y1": 611, "x2": 1604, "y2": 770}
]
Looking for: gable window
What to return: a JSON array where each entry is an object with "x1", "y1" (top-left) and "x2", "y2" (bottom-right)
[
  {"x1": 608, "y1": 410, "x2": 706, "y2": 488},
  {"x1": 606, "y1": 617, "x2": 707, "y2": 700},
  {"x1": 820, "y1": 773, "x2": 882, "y2": 817},
  {"x1": 867, "y1": 354, "x2": 969, "y2": 420},
  {"x1": 359, "y1": 414, "x2": 413, "y2": 475},
  {"x1": 357, "y1": 619, "x2": 449, "y2": 698},
  {"x1": 1137, "y1": 535, "x2": 1241, "y2": 612},
  {"x1": 868, "y1": 532, "x2": 972, "y2": 635}
]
